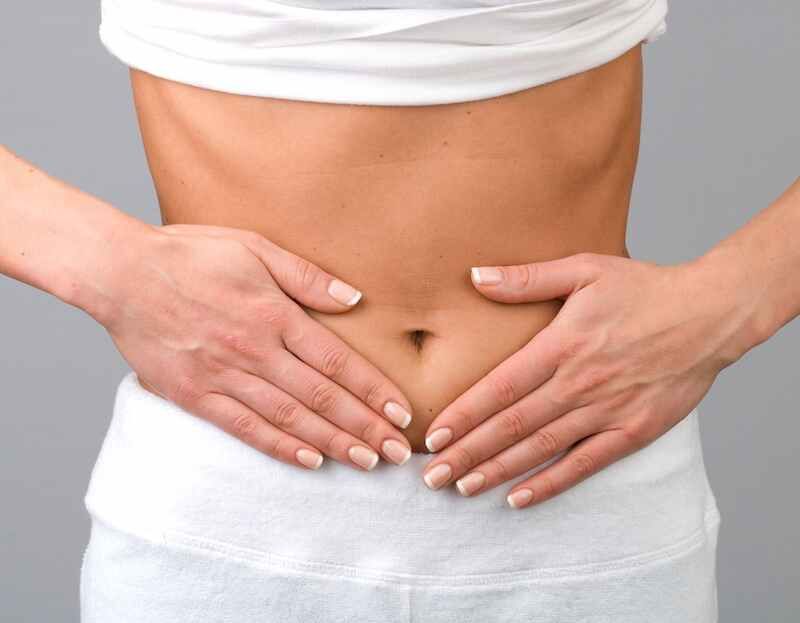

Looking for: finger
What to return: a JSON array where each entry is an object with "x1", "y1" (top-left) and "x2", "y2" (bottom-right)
[
  {"x1": 240, "y1": 231, "x2": 365, "y2": 313},
  {"x1": 424, "y1": 325, "x2": 563, "y2": 452},
  {"x1": 505, "y1": 428, "x2": 631, "y2": 509},
  {"x1": 191, "y1": 391, "x2": 324, "y2": 470},
  {"x1": 470, "y1": 252, "x2": 602, "y2": 304},
  {"x1": 213, "y1": 371, "x2": 383, "y2": 472},
  {"x1": 263, "y1": 351, "x2": 412, "y2": 465},
  {"x1": 422, "y1": 379, "x2": 575, "y2": 490},
  {"x1": 162, "y1": 224, "x2": 363, "y2": 313},
  {"x1": 451, "y1": 405, "x2": 607, "y2": 497},
  {"x1": 281, "y1": 311, "x2": 414, "y2": 426}
]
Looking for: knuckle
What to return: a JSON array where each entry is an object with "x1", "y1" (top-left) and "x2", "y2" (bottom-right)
[
  {"x1": 322, "y1": 429, "x2": 349, "y2": 454},
  {"x1": 309, "y1": 382, "x2": 339, "y2": 416},
  {"x1": 293, "y1": 256, "x2": 320, "y2": 292},
  {"x1": 259, "y1": 302, "x2": 290, "y2": 329},
  {"x1": 267, "y1": 434, "x2": 285, "y2": 460},
  {"x1": 488, "y1": 373, "x2": 517, "y2": 405},
  {"x1": 559, "y1": 333, "x2": 588, "y2": 361},
  {"x1": 514, "y1": 263, "x2": 537, "y2": 289},
  {"x1": 539, "y1": 473, "x2": 560, "y2": 499},
  {"x1": 232, "y1": 412, "x2": 259, "y2": 440},
  {"x1": 604, "y1": 387, "x2": 633, "y2": 412},
  {"x1": 449, "y1": 444, "x2": 477, "y2": 471},
  {"x1": 358, "y1": 418, "x2": 381, "y2": 441},
  {"x1": 279, "y1": 313, "x2": 305, "y2": 345},
  {"x1": 498, "y1": 407, "x2": 527, "y2": 442},
  {"x1": 527, "y1": 428, "x2": 560, "y2": 458},
  {"x1": 571, "y1": 452, "x2": 596, "y2": 477},
  {"x1": 173, "y1": 375, "x2": 202, "y2": 407},
  {"x1": 624, "y1": 415, "x2": 656, "y2": 448},
  {"x1": 575, "y1": 367, "x2": 612, "y2": 397},
  {"x1": 270, "y1": 303, "x2": 294, "y2": 327},
  {"x1": 450, "y1": 409, "x2": 478, "y2": 431},
  {"x1": 443, "y1": 407, "x2": 477, "y2": 433},
  {"x1": 489, "y1": 457, "x2": 511, "y2": 483},
  {"x1": 363, "y1": 380, "x2": 387, "y2": 410},
  {"x1": 546, "y1": 383, "x2": 574, "y2": 411},
  {"x1": 221, "y1": 332, "x2": 259, "y2": 359},
  {"x1": 320, "y1": 345, "x2": 350, "y2": 379},
  {"x1": 272, "y1": 400, "x2": 301, "y2": 429}
]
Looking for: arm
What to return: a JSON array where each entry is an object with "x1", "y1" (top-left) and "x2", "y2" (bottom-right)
[
  {"x1": 692, "y1": 176, "x2": 800, "y2": 351},
  {"x1": 0, "y1": 144, "x2": 153, "y2": 323},
  {"x1": 0, "y1": 144, "x2": 414, "y2": 469},
  {"x1": 420, "y1": 177, "x2": 800, "y2": 506}
]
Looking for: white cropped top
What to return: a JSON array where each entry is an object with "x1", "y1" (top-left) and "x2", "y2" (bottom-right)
[{"x1": 99, "y1": 0, "x2": 668, "y2": 106}]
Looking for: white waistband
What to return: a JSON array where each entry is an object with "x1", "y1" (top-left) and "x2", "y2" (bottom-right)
[{"x1": 84, "y1": 372, "x2": 719, "y2": 580}]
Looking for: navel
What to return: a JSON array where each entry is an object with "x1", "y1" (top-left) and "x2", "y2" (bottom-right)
[{"x1": 407, "y1": 329, "x2": 433, "y2": 354}]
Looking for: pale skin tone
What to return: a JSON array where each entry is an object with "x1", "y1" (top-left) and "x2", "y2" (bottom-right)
[
  {"x1": 0, "y1": 150, "x2": 416, "y2": 471},
  {"x1": 423, "y1": 214, "x2": 800, "y2": 507},
  {"x1": 2, "y1": 43, "x2": 799, "y2": 510}
]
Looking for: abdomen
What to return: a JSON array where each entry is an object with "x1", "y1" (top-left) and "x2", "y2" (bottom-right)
[{"x1": 130, "y1": 44, "x2": 643, "y2": 450}]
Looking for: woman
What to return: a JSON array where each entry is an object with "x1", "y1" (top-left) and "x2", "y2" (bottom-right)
[{"x1": 2, "y1": 0, "x2": 798, "y2": 620}]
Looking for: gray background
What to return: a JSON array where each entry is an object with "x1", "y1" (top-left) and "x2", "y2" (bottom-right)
[{"x1": 1, "y1": 1, "x2": 797, "y2": 621}]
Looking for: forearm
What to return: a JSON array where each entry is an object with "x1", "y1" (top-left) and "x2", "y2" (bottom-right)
[
  {"x1": 0, "y1": 145, "x2": 156, "y2": 323},
  {"x1": 694, "y1": 176, "x2": 800, "y2": 352}
]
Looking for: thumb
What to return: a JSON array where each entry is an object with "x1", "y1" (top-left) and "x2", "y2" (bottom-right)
[
  {"x1": 252, "y1": 239, "x2": 363, "y2": 313},
  {"x1": 470, "y1": 253, "x2": 601, "y2": 303},
  {"x1": 159, "y1": 224, "x2": 362, "y2": 313}
]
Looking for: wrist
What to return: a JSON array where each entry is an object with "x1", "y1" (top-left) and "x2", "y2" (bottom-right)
[
  {"x1": 61, "y1": 218, "x2": 164, "y2": 327},
  {"x1": 0, "y1": 147, "x2": 162, "y2": 326},
  {"x1": 685, "y1": 243, "x2": 776, "y2": 364}
]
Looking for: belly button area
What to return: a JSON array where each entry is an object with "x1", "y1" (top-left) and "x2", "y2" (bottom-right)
[{"x1": 407, "y1": 329, "x2": 433, "y2": 354}]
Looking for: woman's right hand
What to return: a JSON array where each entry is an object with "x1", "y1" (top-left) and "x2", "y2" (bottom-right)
[{"x1": 98, "y1": 223, "x2": 414, "y2": 471}]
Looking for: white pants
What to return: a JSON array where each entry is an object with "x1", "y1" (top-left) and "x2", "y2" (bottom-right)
[{"x1": 80, "y1": 372, "x2": 721, "y2": 622}]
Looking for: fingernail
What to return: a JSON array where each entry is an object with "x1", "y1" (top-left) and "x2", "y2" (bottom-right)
[
  {"x1": 384, "y1": 401, "x2": 412, "y2": 429},
  {"x1": 328, "y1": 279, "x2": 363, "y2": 306},
  {"x1": 349, "y1": 445, "x2": 379, "y2": 470},
  {"x1": 425, "y1": 427, "x2": 453, "y2": 453},
  {"x1": 382, "y1": 439, "x2": 412, "y2": 465},
  {"x1": 507, "y1": 488, "x2": 534, "y2": 509},
  {"x1": 471, "y1": 267, "x2": 503, "y2": 285},
  {"x1": 456, "y1": 472, "x2": 486, "y2": 496},
  {"x1": 423, "y1": 463, "x2": 452, "y2": 490},
  {"x1": 296, "y1": 448, "x2": 323, "y2": 470}
]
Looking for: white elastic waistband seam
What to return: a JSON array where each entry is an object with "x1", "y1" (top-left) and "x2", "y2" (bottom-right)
[{"x1": 87, "y1": 504, "x2": 720, "y2": 588}]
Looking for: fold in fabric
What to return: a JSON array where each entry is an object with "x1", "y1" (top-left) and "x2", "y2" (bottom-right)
[
  {"x1": 80, "y1": 372, "x2": 720, "y2": 622},
  {"x1": 99, "y1": 0, "x2": 668, "y2": 104}
]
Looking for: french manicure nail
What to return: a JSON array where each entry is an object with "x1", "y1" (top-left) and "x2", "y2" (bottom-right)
[
  {"x1": 470, "y1": 267, "x2": 503, "y2": 285},
  {"x1": 425, "y1": 427, "x2": 453, "y2": 453},
  {"x1": 456, "y1": 472, "x2": 486, "y2": 496},
  {"x1": 296, "y1": 448, "x2": 323, "y2": 470},
  {"x1": 423, "y1": 463, "x2": 452, "y2": 490},
  {"x1": 507, "y1": 488, "x2": 534, "y2": 508},
  {"x1": 382, "y1": 439, "x2": 412, "y2": 465},
  {"x1": 384, "y1": 401, "x2": 412, "y2": 429},
  {"x1": 349, "y1": 445, "x2": 379, "y2": 470},
  {"x1": 328, "y1": 279, "x2": 363, "y2": 306}
]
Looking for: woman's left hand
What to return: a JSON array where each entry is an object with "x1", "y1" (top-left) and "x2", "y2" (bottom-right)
[{"x1": 421, "y1": 251, "x2": 761, "y2": 508}]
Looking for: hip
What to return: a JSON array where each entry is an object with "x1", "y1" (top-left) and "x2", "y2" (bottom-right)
[
  {"x1": 81, "y1": 372, "x2": 721, "y2": 622},
  {"x1": 84, "y1": 372, "x2": 720, "y2": 578}
]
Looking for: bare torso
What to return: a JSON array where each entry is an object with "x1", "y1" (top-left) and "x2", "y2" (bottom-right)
[{"x1": 130, "y1": 44, "x2": 643, "y2": 451}]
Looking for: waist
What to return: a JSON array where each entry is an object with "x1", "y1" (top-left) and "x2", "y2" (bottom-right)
[
  {"x1": 131, "y1": 46, "x2": 643, "y2": 446},
  {"x1": 85, "y1": 372, "x2": 720, "y2": 580}
]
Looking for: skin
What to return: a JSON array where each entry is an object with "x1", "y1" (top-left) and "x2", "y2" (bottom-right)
[
  {"x1": 129, "y1": 43, "x2": 643, "y2": 454},
  {"x1": 2, "y1": 43, "x2": 799, "y2": 507},
  {"x1": 430, "y1": 179, "x2": 800, "y2": 508}
]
